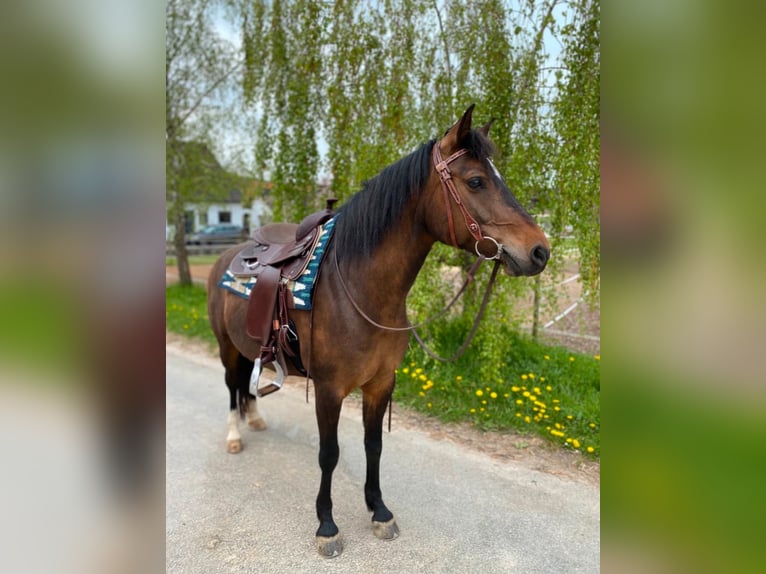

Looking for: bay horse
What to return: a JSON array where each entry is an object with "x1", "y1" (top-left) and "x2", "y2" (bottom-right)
[{"x1": 207, "y1": 105, "x2": 550, "y2": 557}]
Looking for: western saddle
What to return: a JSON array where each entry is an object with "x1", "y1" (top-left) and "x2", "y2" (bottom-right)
[{"x1": 229, "y1": 199, "x2": 337, "y2": 397}]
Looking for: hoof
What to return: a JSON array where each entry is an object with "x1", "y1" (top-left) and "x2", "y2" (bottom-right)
[
  {"x1": 248, "y1": 418, "x2": 267, "y2": 431},
  {"x1": 226, "y1": 439, "x2": 242, "y2": 454},
  {"x1": 372, "y1": 518, "x2": 400, "y2": 540},
  {"x1": 316, "y1": 534, "x2": 343, "y2": 558}
]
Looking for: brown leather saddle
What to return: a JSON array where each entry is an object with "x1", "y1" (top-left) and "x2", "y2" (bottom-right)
[{"x1": 228, "y1": 200, "x2": 336, "y2": 396}]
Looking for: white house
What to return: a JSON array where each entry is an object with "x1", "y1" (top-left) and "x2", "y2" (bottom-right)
[{"x1": 186, "y1": 193, "x2": 271, "y2": 234}]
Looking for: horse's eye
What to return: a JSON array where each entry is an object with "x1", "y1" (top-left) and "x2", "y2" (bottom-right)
[{"x1": 467, "y1": 177, "x2": 484, "y2": 190}]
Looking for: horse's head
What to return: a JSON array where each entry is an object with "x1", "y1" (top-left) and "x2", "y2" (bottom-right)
[{"x1": 425, "y1": 105, "x2": 550, "y2": 277}]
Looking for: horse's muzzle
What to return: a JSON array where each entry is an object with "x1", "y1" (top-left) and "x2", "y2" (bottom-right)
[{"x1": 500, "y1": 244, "x2": 549, "y2": 276}]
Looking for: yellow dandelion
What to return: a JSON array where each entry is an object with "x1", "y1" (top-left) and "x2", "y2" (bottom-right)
[
  {"x1": 427, "y1": 403, "x2": 432, "y2": 408},
  {"x1": 540, "y1": 377, "x2": 546, "y2": 382},
  {"x1": 546, "y1": 385, "x2": 552, "y2": 391},
  {"x1": 544, "y1": 355, "x2": 550, "y2": 360},
  {"x1": 529, "y1": 395, "x2": 537, "y2": 402},
  {"x1": 553, "y1": 399, "x2": 560, "y2": 403},
  {"x1": 529, "y1": 373, "x2": 535, "y2": 379},
  {"x1": 503, "y1": 393, "x2": 510, "y2": 398},
  {"x1": 456, "y1": 375, "x2": 463, "y2": 381},
  {"x1": 410, "y1": 362, "x2": 416, "y2": 367},
  {"x1": 490, "y1": 392, "x2": 498, "y2": 399},
  {"x1": 419, "y1": 374, "x2": 427, "y2": 381},
  {"x1": 521, "y1": 374, "x2": 528, "y2": 380},
  {"x1": 480, "y1": 407, "x2": 485, "y2": 412},
  {"x1": 594, "y1": 355, "x2": 600, "y2": 361},
  {"x1": 416, "y1": 368, "x2": 423, "y2": 374},
  {"x1": 550, "y1": 429, "x2": 564, "y2": 437},
  {"x1": 589, "y1": 423, "x2": 596, "y2": 429},
  {"x1": 516, "y1": 399, "x2": 523, "y2": 405},
  {"x1": 567, "y1": 415, "x2": 574, "y2": 420},
  {"x1": 481, "y1": 400, "x2": 487, "y2": 405},
  {"x1": 524, "y1": 416, "x2": 531, "y2": 423},
  {"x1": 511, "y1": 385, "x2": 520, "y2": 392},
  {"x1": 515, "y1": 413, "x2": 522, "y2": 417},
  {"x1": 523, "y1": 391, "x2": 530, "y2": 397},
  {"x1": 587, "y1": 446, "x2": 595, "y2": 453},
  {"x1": 402, "y1": 367, "x2": 409, "y2": 374},
  {"x1": 475, "y1": 389, "x2": 484, "y2": 397},
  {"x1": 573, "y1": 439, "x2": 581, "y2": 449},
  {"x1": 419, "y1": 391, "x2": 425, "y2": 397},
  {"x1": 470, "y1": 408, "x2": 476, "y2": 414},
  {"x1": 554, "y1": 406, "x2": 561, "y2": 412},
  {"x1": 569, "y1": 357, "x2": 575, "y2": 362},
  {"x1": 566, "y1": 438, "x2": 573, "y2": 443},
  {"x1": 533, "y1": 387, "x2": 541, "y2": 395}
]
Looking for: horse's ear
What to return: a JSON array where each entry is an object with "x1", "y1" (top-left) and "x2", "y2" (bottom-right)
[
  {"x1": 443, "y1": 104, "x2": 475, "y2": 150},
  {"x1": 478, "y1": 118, "x2": 494, "y2": 137}
]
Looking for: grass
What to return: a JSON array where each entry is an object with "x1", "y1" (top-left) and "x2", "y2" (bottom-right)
[
  {"x1": 166, "y1": 254, "x2": 222, "y2": 266},
  {"x1": 395, "y1": 330, "x2": 600, "y2": 457},
  {"x1": 166, "y1": 283, "x2": 600, "y2": 457},
  {"x1": 166, "y1": 284, "x2": 217, "y2": 346}
]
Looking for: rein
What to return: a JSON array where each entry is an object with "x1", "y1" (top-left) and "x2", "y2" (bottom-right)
[{"x1": 333, "y1": 248, "x2": 501, "y2": 361}]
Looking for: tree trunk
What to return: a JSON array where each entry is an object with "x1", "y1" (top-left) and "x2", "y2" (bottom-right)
[{"x1": 173, "y1": 206, "x2": 193, "y2": 286}]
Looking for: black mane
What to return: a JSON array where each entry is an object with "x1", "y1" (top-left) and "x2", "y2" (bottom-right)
[{"x1": 333, "y1": 129, "x2": 495, "y2": 261}]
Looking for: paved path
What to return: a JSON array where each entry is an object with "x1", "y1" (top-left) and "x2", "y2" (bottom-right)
[{"x1": 167, "y1": 346, "x2": 599, "y2": 573}]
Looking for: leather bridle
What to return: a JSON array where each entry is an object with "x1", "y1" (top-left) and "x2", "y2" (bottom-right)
[
  {"x1": 432, "y1": 141, "x2": 503, "y2": 260},
  {"x1": 331, "y1": 139, "x2": 506, "y2": 362}
]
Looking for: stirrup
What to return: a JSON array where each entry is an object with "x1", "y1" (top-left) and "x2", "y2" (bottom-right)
[{"x1": 249, "y1": 357, "x2": 285, "y2": 397}]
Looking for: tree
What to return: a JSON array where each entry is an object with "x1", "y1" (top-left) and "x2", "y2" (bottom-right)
[
  {"x1": 166, "y1": 0, "x2": 243, "y2": 285},
  {"x1": 181, "y1": 0, "x2": 600, "y2": 344}
]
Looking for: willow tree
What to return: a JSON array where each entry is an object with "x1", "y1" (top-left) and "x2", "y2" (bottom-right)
[{"x1": 222, "y1": 0, "x2": 599, "y2": 348}]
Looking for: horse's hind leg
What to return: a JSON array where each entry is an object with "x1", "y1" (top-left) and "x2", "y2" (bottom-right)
[
  {"x1": 246, "y1": 392, "x2": 267, "y2": 431},
  {"x1": 314, "y1": 386, "x2": 344, "y2": 557},
  {"x1": 362, "y1": 375, "x2": 399, "y2": 540},
  {"x1": 225, "y1": 382, "x2": 243, "y2": 454},
  {"x1": 222, "y1": 343, "x2": 265, "y2": 453}
]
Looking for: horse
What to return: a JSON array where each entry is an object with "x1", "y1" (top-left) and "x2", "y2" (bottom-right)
[{"x1": 206, "y1": 105, "x2": 550, "y2": 557}]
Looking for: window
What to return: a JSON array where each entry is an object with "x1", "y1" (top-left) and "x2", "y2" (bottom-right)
[{"x1": 218, "y1": 211, "x2": 231, "y2": 223}]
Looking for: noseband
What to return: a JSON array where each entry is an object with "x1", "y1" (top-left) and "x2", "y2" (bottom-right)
[{"x1": 432, "y1": 141, "x2": 503, "y2": 260}]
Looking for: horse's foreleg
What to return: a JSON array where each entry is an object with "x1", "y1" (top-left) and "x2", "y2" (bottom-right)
[
  {"x1": 314, "y1": 388, "x2": 344, "y2": 558},
  {"x1": 363, "y1": 376, "x2": 399, "y2": 540}
]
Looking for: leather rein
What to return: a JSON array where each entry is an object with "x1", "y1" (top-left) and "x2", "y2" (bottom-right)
[{"x1": 333, "y1": 139, "x2": 506, "y2": 362}]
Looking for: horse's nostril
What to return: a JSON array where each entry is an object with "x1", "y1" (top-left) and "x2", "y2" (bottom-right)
[{"x1": 531, "y1": 244, "x2": 550, "y2": 268}]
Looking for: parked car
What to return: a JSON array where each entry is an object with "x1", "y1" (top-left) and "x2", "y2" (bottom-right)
[{"x1": 186, "y1": 224, "x2": 248, "y2": 245}]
